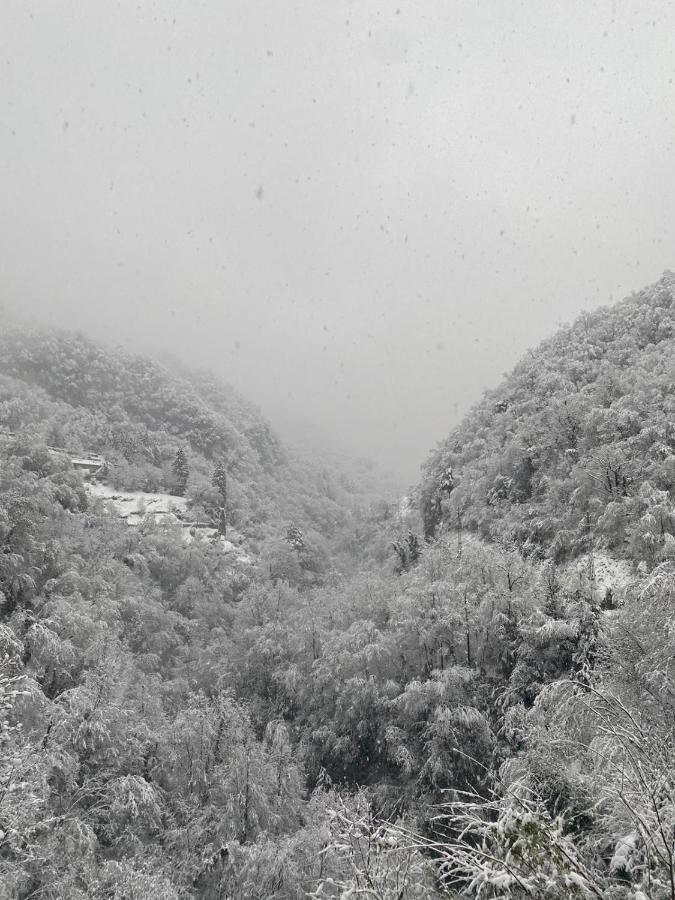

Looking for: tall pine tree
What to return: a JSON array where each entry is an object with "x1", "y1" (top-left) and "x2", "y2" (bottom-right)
[
  {"x1": 212, "y1": 461, "x2": 227, "y2": 505},
  {"x1": 172, "y1": 448, "x2": 189, "y2": 496},
  {"x1": 212, "y1": 461, "x2": 228, "y2": 534}
]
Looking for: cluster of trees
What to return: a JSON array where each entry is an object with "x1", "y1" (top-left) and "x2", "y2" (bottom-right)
[
  {"x1": 0, "y1": 451, "x2": 408, "y2": 897},
  {"x1": 2, "y1": 442, "x2": 672, "y2": 897},
  {"x1": 0, "y1": 274, "x2": 673, "y2": 897}
]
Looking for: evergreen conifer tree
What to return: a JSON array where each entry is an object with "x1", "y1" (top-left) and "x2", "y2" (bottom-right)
[
  {"x1": 212, "y1": 461, "x2": 227, "y2": 505},
  {"x1": 212, "y1": 461, "x2": 228, "y2": 535},
  {"x1": 285, "y1": 523, "x2": 305, "y2": 553},
  {"x1": 172, "y1": 448, "x2": 189, "y2": 496}
]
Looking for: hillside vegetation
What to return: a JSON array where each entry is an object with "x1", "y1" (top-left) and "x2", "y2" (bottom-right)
[
  {"x1": 0, "y1": 278, "x2": 673, "y2": 899},
  {"x1": 0, "y1": 327, "x2": 403, "y2": 574},
  {"x1": 421, "y1": 271, "x2": 675, "y2": 565}
]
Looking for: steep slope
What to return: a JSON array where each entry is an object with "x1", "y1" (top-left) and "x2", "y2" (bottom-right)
[
  {"x1": 0, "y1": 325, "x2": 282, "y2": 476},
  {"x1": 0, "y1": 326, "x2": 403, "y2": 573},
  {"x1": 420, "y1": 271, "x2": 675, "y2": 564}
]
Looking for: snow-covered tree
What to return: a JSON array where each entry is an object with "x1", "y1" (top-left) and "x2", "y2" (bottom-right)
[{"x1": 171, "y1": 448, "x2": 189, "y2": 496}]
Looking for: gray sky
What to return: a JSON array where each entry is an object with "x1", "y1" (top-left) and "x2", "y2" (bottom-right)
[{"x1": 2, "y1": 1, "x2": 674, "y2": 480}]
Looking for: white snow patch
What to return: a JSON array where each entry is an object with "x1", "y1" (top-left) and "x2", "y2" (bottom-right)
[
  {"x1": 398, "y1": 495, "x2": 412, "y2": 518},
  {"x1": 71, "y1": 455, "x2": 105, "y2": 467},
  {"x1": 571, "y1": 552, "x2": 635, "y2": 604},
  {"x1": 610, "y1": 831, "x2": 640, "y2": 875},
  {"x1": 87, "y1": 483, "x2": 188, "y2": 520},
  {"x1": 86, "y1": 483, "x2": 254, "y2": 562},
  {"x1": 182, "y1": 526, "x2": 217, "y2": 545}
]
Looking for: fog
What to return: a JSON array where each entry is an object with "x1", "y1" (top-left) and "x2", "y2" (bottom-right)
[{"x1": 2, "y1": 1, "x2": 674, "y2": 481}]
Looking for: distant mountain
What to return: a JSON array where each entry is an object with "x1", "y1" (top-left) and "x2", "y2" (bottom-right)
[
  {"x1": 419, "y1": 271, "x2": 675, "y2": 564},
  {"x1": 0, "y1": 325, "x2": 400, "y2": 569},
  {"x1": 0, "y1": 325, "x2": 283, "y2": 467}
]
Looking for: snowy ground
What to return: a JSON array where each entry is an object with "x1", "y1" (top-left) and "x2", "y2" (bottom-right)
[
  {"x1": 87, "y1": 483, "x2": 189, "y2": 525},
  {"x1": 442, "y1": 529, "x2": 634, "y2": 606},
  {"x1": 568, "y1": 552, "x2": 635, "y2": 605},
  {"x1": 86, "y1": 482, "x2": 251, "y2": 563}
]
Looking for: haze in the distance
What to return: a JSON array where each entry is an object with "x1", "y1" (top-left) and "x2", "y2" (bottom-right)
[{"x1": 2, "y1": 1, "x2": 674, "y2": 480}]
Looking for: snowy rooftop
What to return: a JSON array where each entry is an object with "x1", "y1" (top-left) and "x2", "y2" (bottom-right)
[{"x1": 85, "y1": 482, "x2": 251, "y2": 562}]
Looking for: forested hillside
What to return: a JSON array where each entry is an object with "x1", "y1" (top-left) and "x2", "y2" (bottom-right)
[
  {"x1": 0, "y1": 277, "x2": 674, "y2": 899},
  {"x1": 0, "y1": 327, "x2": 403, "y2": 575},
  {"x1": 420, "y1": 271, "x2": 675, "y2": 564}
]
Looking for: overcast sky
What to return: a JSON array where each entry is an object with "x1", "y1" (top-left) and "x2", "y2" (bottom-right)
[{"x1": 2, "y1": 1, "x2": 674, "y2": 480}]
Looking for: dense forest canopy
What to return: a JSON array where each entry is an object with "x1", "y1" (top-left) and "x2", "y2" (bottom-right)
[
  {"x1": 421, "y1": 272, "x2": 675, "y2": 563},
  {"x1": 0, "y1": 274, "x2": 674, "y2": 899}
]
